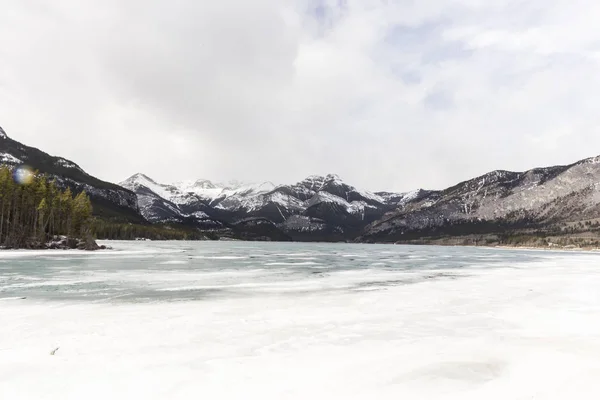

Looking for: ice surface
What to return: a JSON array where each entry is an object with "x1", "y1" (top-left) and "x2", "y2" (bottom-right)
[{"x1": 2, "y1": 242, "x2": 600, "y2": 399}]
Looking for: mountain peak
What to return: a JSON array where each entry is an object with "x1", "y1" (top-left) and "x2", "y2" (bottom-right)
[
  {"x1": 122, "y1": 173, "x2": 156, "y2": 185},
  {"x1": 193, "y1": 179, "x2": 217, "y2": 189},
  {"x1": 0, "y1": 126, "x2": 8, "y2": 139},
  {"x1": 579, "y1": 155, "x2": 600, "y2": 165},
  {"x1": 302, "y1": 174, "x2": 343, "y2": 184}
]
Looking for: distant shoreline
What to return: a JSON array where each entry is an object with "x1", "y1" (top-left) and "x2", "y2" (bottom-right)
[
  {"x1": 89, "y1": 238, "x2": 600, "y2": 253},
  {"x1": 383, "y1": 241, "x2": 600, "y2": 253}
]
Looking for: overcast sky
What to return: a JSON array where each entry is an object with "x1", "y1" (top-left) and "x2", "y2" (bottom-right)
[{"x1": 2, "y1": 0, "x2": 600, "y2": 192}]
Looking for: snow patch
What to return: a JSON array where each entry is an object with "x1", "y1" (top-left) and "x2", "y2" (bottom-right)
[
  {"x1": 190, "y1": 211, "x2": 210, "y2": 219},
  {"x1": 0, "y1": 153, "x2": 22, "y2": 164},
  {"x1": 397, "y1": 190, "x2": 421, "y2": 205},
  {"x1": 55, "y1": 158, "x2": 82, "y2": 171}
]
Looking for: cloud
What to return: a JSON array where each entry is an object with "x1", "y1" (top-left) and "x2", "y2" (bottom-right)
[{"x1": 1, "y1": 0, "x2": 600, "y2": 192}]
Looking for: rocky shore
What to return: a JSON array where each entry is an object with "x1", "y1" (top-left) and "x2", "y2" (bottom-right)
[
  {"x1": 45, "y1": 235, "x2": 108, "y2": 251},
  {"x1": 1, "y1": 235, "x2": 108, "y2": 251}
]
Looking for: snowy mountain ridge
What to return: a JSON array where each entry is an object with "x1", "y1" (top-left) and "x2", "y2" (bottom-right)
[
  {"x1": 359, "y1": 154, "x2": 600, "y2": 243},
  {"x1": 0, "y1": 125, "x2": 142, "y2": 222},
  {"x1": 120, "y1": 172, "x2": 408, "y2": 240}
]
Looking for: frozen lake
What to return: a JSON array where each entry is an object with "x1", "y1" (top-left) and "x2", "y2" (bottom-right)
[{"x1": 2, "y1": 241, "x2": 600, "y2": 399}]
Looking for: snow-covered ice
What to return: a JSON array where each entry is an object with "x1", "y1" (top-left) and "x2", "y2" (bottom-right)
[{"x1": 2, "y1": 242, "x2": 600, "y2": 399}]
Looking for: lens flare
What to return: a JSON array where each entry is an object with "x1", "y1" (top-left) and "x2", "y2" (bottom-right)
[{"x1": 13, "y1": 165, "x2": 34, "y2": 185}]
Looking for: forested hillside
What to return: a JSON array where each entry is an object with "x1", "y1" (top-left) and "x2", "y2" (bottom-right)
[
  {"x1": 92, "y1": 220, "x2": 208, "y2": 241},
  {"x1": 0, "y1": 166, "x2": 94, "y2": 249},
  {"x1": 0, "y1": 126, "x2": 142, "y2": 223}
]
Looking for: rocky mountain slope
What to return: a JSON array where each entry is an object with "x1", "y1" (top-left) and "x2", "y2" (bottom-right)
[
  {"x1": 120, "y1": 173, "x2": 412, "y2": 241},
  {"x1": 359, "y1": 156, "x2": 600, "y2": 244},
  {"x1": 0, "y1": 126, "x2": 143, "y2": 223}
]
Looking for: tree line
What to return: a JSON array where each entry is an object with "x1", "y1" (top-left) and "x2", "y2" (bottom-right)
[
  {"x1": 0, "y1": 166, "x2": 93, "y2": 248},
  {"x1": 92, "y1": 220, "x2": 209, "y2": 241}
]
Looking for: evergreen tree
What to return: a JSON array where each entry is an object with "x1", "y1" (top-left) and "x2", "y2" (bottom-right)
[
  {"x1": 0, "y1": 166, "x2": 95, "y2": 248},
  {"x1": 37, "y1": 198, "x2": 48, "y2": 241},
  {"x1": 73, "y1": 191, "x2": 92, "y2": 236}
]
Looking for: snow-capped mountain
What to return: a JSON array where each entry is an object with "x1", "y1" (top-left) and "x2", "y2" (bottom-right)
[
  {"x1": 120, "y1": 173, "x2": 405, "y2": 240},
  {"x1": 118, "y1": 174, "x2": 185, "y2": 222},
  {"x1": 0, "y1": 125, "x2": 142, "y2": 222},
  {"x1": 118, "y1": 173, "x2": 224, "y2": 229},
  {"x1": 173, "y1": 179, "x2": 276, "y2": 203},
  {"x1": 359, "y1": 155, "x2": 600, "y2": 243}
]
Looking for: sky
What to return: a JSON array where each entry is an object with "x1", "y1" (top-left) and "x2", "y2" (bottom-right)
[{"x1": 2, "y1": 0, "x2": 600, "y2": 192}]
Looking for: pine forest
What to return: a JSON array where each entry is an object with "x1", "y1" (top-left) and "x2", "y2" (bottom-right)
[{"x1": 0, "y1": 166, "x2": 93, "y2": 249}]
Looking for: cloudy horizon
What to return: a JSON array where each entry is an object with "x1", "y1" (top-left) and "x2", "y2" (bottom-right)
[{"x1": 2, "y1": 0, "x2": 600, "y2": 192}]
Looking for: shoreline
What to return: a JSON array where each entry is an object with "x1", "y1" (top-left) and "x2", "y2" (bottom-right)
[
  {"x1": 0, "y1": 235, "x2": 107, "y2": 252},
  {"x1": 384, "y1": 241, "x2": 600, "y2": 253},
  {"x1": 2, "y1": 237, "x2": 598, "y2": 255}
]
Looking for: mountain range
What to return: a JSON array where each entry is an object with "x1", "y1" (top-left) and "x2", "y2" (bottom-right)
[
  {"x1": 119, "y1": 173, "x2": 417, "y2": 241},
  {"x1": 2, "y1": 123, "x2": 600, "y2": 246},
  {"x1": 359, "y1": 157, "x2": 600, "y2": 245},
  {"x1": 120, "y1": 160, "x2": 600, "y2": 246}
]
